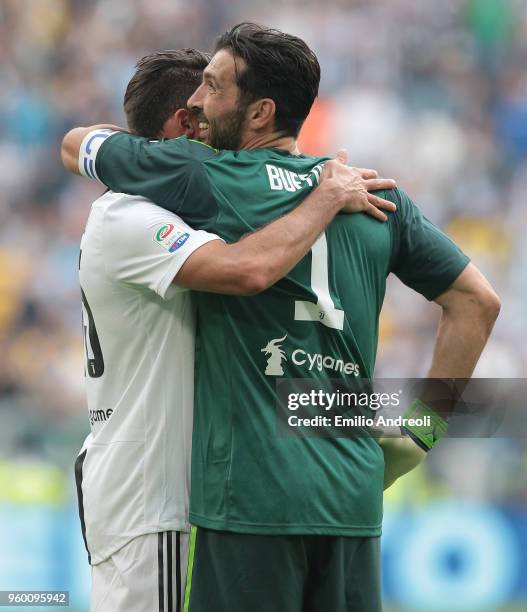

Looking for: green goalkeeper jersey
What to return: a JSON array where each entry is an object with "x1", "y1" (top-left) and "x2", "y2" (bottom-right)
[{"x1": 84, "y1": 132, "x2": 469, "y2": 536}]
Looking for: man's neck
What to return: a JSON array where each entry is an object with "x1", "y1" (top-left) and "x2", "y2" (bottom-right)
[{"x1": 241, "y1": 132, "x2": 300, "y2": 155}]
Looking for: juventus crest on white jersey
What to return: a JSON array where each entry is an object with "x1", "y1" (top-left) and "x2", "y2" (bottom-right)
[{"x1": 76, "y1": 190, "x2": 219, "y2": 565}]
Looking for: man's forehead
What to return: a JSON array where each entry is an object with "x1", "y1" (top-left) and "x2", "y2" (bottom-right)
[{"x1": 205, "y1": 49, "x2": 246, "y2": 81}]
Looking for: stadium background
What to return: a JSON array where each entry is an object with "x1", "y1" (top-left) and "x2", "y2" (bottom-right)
[{"x1": 0, "y1": 0, "x2": 526, "y2": 610}]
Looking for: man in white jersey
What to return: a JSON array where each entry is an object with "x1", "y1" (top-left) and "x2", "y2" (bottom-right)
[{"x1": 72, "y1": 49, "x2": 397, "y2": 612}]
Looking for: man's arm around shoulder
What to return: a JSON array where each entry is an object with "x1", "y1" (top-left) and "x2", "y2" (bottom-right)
[{"x1": 174, "y1": 152, "x2": 397, "y2": 295}]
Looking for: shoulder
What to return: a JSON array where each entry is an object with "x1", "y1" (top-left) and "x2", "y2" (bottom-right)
[
  {"x1": 140, "y1": 135, "x2": 218, "y2": 165},
  {"x1": 102, "y1": 193, "x2": 189, "y2": 231},
  {"x1": 383, "y1": 188, "x2": 417, "y2": 228},
  {"x1": 97, "y1": 133, "x2": 217, "y2": 167},
  {"x1": 100, "y1": 194, "x2": 194, "y2": 257},
  {"x1": 369, "y1": 188, "x2": 408, "y2": 208},
  {"x1": 183, "y1": 138, "x2": 218, "y2": 161}
]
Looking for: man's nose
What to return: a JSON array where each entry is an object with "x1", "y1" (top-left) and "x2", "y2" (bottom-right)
[{"x1": 187, "y1": 86, "x2": 204, "y2": 111}]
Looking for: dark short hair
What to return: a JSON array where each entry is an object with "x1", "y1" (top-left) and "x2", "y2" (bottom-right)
[
  {"x1": 124, "y1": 49, "x2": 211, "y2": 137},
  {"x1": 215, "y1": 23, "x2": 320, "y2": 138}
]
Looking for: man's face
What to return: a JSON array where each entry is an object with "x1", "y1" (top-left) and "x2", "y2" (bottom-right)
[{"x1": 188, "y1": 49, "x2": 250, "y2": 150}]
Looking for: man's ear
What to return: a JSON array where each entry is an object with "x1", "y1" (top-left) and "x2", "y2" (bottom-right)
[
  {"x1": 248, "y1": 99, "x2": 276, "y2": 132},
  {"x1": 159, "y1": 108, "x2": 195, "y2": 139}
]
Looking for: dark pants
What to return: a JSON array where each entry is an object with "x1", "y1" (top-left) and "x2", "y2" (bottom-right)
[{"x1": 184, "y1": 527, "x2": 382, "y2": 612}]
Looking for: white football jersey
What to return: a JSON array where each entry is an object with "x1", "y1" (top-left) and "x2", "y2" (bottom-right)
[{"x1": 75, "y1": 190, "x2": 220, "y2": 565}]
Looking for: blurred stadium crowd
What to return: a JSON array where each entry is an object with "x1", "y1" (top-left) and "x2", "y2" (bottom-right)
[{"x1": 1, "y1": 0, "x2": 526, "y2": 514}]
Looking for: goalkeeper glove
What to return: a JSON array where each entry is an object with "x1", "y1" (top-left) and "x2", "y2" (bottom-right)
[
  {"x1": 378, "y1": 436, "x2": 426, "y2": 490},
  {"x1": 379, "y1": 398, "x2": 450, "y2": 489},
  {"x1": 401, "y1": 398, "x2": 449, "y2": 451}
]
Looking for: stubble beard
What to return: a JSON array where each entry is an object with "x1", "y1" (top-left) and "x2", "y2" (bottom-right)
[{"x1": 208, "y1": 105, "x2": 248, "y2": 150}]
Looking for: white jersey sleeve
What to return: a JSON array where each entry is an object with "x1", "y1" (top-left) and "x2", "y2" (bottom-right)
[{"x1": 101, "y1": 194, "x2": 222, "y2": 299}]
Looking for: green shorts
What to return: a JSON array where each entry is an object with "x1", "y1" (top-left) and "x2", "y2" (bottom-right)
[{"x1": 184, "y1": 527, "x2": 381, "y2": 612}]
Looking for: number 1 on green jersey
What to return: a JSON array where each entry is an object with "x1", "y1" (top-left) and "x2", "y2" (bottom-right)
[{"x1": 294, "y1": 233, "x2": 345, "y2": 330}]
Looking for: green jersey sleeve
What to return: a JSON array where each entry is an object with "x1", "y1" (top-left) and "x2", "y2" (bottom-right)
[
  {"x1": 389, "y1": 188, "x2": 470, "y2": 300},
  {"x1": 93, "y1": 132, "x2": 219, "y2": 228}
]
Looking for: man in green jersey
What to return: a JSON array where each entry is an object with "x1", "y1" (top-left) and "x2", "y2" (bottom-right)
[
  {"x1": 72, "y1": 49, "x2": 400, "y2": 612},
  {"x1": 62, "y1": 23, "x2": 500, "y2": 612}
]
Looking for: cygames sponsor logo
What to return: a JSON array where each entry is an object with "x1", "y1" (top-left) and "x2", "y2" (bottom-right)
[{"x1": 261, "y1": 334, "x2": 359, "y2": 377}]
